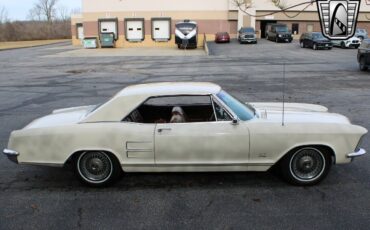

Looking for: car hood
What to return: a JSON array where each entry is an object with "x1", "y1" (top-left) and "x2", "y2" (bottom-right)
[
  {"x1": 250, "y1": 102, "x2": 350, "y2": 124},
  {"x1": 24, "y1": 105, "x2": 96, "y2": 129}
]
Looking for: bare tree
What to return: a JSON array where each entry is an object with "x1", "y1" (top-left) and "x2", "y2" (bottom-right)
[
  {"x1": 57, "y1": 5, "x2": 70, "y2": 22},
  {"x1": 29, "y1": 0, "x2": 59, "y2": 22},
  {"x1": 232, "y1": 0, "x2": 316, "y2": 18},
  {"x1": 0, "y1": 6, "x2": 8, "y2": 24}
]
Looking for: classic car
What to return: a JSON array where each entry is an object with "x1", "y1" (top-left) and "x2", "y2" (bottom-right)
[
  {"x1": 3, "y1": 82, "x2": 367, "y2": 187},
  {"x1": 299, "y1": 32, "x2": 332, "y2": 50}
]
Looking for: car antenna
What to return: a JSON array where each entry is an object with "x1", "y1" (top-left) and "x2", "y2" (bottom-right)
[{"x1": 282, "y1": 62, "x2": 286, "y2": 127}]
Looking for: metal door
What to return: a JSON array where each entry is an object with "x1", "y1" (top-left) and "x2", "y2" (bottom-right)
[
  {"x1": 126, "y1": 21, "x2": 144, "y2": 41},
  {"x1": 153, "y1": 20, "x2": 170, "y2": 41}
]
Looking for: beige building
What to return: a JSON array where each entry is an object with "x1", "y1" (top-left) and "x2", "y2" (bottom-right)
[{"x1": 71, "y1": 0, "x2": 370, "y2": 48}]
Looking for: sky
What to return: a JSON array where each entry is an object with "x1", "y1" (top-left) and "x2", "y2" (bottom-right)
[{"x1": 0, "y1": 0, "x2": 81, "y2": 21}]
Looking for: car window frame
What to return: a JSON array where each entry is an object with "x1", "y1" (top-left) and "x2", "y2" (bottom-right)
[
  {"x1": 210, "y1": 95, "x2": 234, "y2": 122},
  {"x1": 122, "y1": 94, "x2": 234, "y2": 124}
]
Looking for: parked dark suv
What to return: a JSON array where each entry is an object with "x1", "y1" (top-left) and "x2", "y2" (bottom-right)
[
  {"x1": 266, "y1": 24, "x2": 293, "y2": 43},
  {"x1": 357, "y1": 39, "x2": 370, "y2": 71},
  {"x1": 299, "y1": 32, "x2": 332, "y2": 50}
]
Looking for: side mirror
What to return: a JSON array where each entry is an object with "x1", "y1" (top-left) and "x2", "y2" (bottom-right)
[{"x1": 232, "y1": 118, "x2": 239, "y2": 125}]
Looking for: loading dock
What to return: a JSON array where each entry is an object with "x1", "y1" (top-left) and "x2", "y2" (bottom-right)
[
  {"x1": 260, "y1": 20, "x2": 277, "y2": 38},
  {"x1": 99, "y1": 18, "x2": 119, "y2": 40},
  {"x1": 125, "y1": 18, "x2": 145, "y2": 42},
  {"x1": 151, "y1": 18, "x2": 171, "y2": 41}
]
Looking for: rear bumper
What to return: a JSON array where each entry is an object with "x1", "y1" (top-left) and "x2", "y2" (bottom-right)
[
  {"x1": 347, "y1": 148, "x2": 366, "y2": 159},
  {"x1": 216, "y1": 38, "x2": 230, "y2": 43},
  {"x1": 2, "y1": 149, "x2": 19, "y2": 164}
]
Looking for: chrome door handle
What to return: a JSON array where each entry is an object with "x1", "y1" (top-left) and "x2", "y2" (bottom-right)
[{"x1": 158, "y1": 128, "x2": 171, "y2": 133}]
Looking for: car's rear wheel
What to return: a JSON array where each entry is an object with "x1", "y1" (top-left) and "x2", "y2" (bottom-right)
[
  {"x1": 360, "y1": 57, "x2": 368, "y2": 71},
  {"x1": 341, "y1": 42, "x2": 346, "y2": 49},
  {"x1": 75, "y1": 151, "x2": 122, "y2": 187},
  {"x1": 266, "y1": 35, "x2": 269, "y2": 40},
  {"x1": 300, "y1": 41, "x2": 305, "y2": 48},
  {"x1": 280, "y1": 147, "x2": 332, "y2": 186}
]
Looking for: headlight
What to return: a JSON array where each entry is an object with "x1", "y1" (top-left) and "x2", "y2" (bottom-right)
[{"x1": 278, "y1": 34, "x2": 282, "y2": 38}]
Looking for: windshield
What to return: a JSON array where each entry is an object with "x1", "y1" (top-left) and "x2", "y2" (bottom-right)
[
  {"x1": 176, "y1": 23, "x2": 196, "y2": 35},
  {"x1": 241, "y1": 28, "x2": 254, "y2": 33},
  {"x1": 216, "y1": 91, "x2": 255, "y2": 121},
  {"x1": 276, "y1": 27, "x2": 288, "y2": 32},
  {"x1": 313, "y1": 33, "x2": 325, "y2": 39}
]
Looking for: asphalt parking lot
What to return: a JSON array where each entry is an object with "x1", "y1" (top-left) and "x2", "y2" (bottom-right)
[{"x1": 0, "y1": 40, "x2": 369, "y2": 229}]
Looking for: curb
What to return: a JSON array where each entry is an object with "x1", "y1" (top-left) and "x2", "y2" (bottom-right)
[{"x1": 0, "y1": 41, "x2": 71, "y2": 52}]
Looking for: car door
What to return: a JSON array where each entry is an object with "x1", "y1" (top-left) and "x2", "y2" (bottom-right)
[
  {"x1": 154, "y1": 97, "x2": 250, "y2": 167},
  {"x1": 121, "y1": 110, "x2": 156, "y2": 166},
  {"x1": 308, "y1": 34, "x2": 314, "y2": 48}
]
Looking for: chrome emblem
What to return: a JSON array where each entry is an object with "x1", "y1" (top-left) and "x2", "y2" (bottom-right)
[{"x1": 317, "y1": 0, "x2": 361, "y2": 40}]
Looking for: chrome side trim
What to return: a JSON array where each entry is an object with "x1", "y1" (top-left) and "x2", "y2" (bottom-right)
[
  {"x1": 3, "y1": 149, "x2": 19, "y2": 156},
  {"x1": 347, "y1": 148, "x2": 366, "y2": 158}
]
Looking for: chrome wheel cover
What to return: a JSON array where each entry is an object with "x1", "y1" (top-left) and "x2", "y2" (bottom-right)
[
  {"x1": 77, "y1": 152, "x2": 113, "y2": 184},
  {"x1": 289, "y1": 148, "x2": 326, "y2": 182}
]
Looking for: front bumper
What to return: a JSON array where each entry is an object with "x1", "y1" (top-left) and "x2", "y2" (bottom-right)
[
  {"x1": 317, "y1": 43, "x2": 332, "y2": 49},
  {"x1": 3, "y1": 149, "x2": 19, "y2": 164},
  {"x1": 347, "y1": 148, "x2": 366, "y2": 159},
  {"x1": 348, "y1": 43, "x2": 360, "y2": 48}
]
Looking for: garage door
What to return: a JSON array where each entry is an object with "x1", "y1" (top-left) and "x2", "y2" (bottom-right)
[
  {"x1": 100, "y1": 21, "x2": 117, "y2": 39},
  {"x1": 126, "y1": 21, "x2": 144, "y2": 41},
  {"x1": 153, "y1": 20, "x2": 170, "y2": 41},
  {"x1": 77, "y1": 26, "x2": 84, "y2": 40}
]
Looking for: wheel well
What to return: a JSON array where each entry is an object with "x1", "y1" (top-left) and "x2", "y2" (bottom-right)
[
  {"x1": 64, "y1": 150, "x2": 121, "y2": 166},
  {"x1": 278, "y1": 145, "x2": 336, "y2": 165}
]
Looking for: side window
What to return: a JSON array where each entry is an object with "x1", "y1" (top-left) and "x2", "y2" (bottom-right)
[
  {"x1": 213, "y1": 99, "x2": 232, "y2": 121},
  {"x1": 123, "y1": 95, "x2": 215, "y2": 124}
]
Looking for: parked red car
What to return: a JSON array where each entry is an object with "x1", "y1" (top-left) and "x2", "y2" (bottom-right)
[{"x1": 215, "y1": 32, "x2": 230, "y2": 43}]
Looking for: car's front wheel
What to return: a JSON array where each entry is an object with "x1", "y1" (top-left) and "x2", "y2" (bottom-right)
[
  {"x1": 313, "y1": 43, "x2": 318, "y2": 50},
  {"x1": 300, "y1": 41, "x2": 304, "y2": 48},
  {"x1": 280, "y1": 147, "x2": 332, "y2": 186},
  {"x1": 75, "y1": 151, "x2": 122, "y2": 187}
]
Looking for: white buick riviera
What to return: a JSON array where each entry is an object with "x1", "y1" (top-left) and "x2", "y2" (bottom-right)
[{"x1": 3, "y1": 82, "x2": 367, "y2": 187}]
